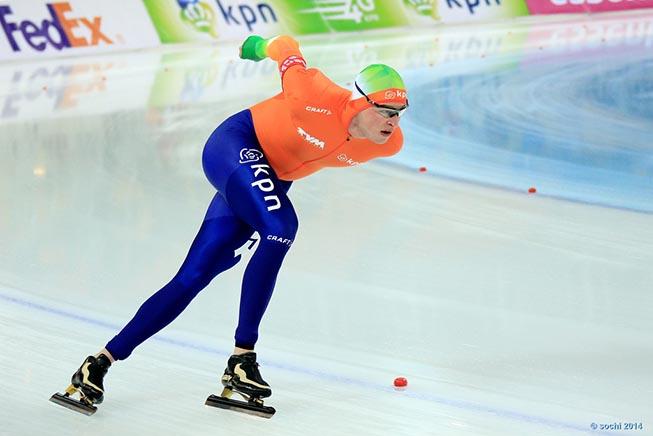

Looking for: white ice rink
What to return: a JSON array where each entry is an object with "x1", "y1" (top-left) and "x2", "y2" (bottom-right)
[{"x1": 2, "y1": 11, "x2": 653, "y2": 436}]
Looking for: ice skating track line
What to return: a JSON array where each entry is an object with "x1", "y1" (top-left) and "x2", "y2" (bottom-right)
[{"x1": 0, "y1": 288, "x2": 611, "y2": 435}]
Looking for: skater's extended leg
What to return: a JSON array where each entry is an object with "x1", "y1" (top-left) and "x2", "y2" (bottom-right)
[
  {"x1": 201, "y1": 109, "x2": 297, "y2": 353},
  {"x1": 105, "y1": 207, "x2": 253, "y2": 361}
]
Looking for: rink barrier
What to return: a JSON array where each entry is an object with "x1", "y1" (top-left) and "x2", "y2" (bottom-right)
[
  {"x1": 142, "y1": 0, "x2": 415, "y2": 42},
  {"x1": 2, "y1": 12, "x2": 651, "y2": 123},
  {"x1": 1, "y1": 0, "x2": 652, "y2": 61}
]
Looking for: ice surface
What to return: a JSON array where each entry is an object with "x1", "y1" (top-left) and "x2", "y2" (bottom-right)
[{"x1": 1, "y1": 11, "x2": 652, "y2": 436}]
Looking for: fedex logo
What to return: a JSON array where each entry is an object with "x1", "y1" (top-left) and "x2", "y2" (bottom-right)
[{"x1": 0, "y1": 2, "x2": 113, "y2": 53}]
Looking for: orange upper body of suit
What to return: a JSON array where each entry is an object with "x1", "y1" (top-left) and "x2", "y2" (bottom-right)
[{"x1": 249, "y1": 37, "x2": 403, "y2": 181}]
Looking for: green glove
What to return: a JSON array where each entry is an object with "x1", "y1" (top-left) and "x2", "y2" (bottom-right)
[{"x1": 239, "y1": 35, "x2": 268, "y2": 62}]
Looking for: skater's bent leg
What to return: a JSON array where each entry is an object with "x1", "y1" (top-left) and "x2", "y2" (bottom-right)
[
  {"x1": 105, "y1": 215, "x2": 253, "y2": 360},
  {"x1": 200, "y1": 110, "x2": 296, "y2": 351},
  {"x1": 235, "y1": 233, "x2": 296, "y2": 349},
  {"x1": 223, "y1": 167, "x2": 298, "y2": 350}
]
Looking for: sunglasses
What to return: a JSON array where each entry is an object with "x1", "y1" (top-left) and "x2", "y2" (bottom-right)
[{"x1": 355, "y1": 82, "x2": 409, "y2": 118}]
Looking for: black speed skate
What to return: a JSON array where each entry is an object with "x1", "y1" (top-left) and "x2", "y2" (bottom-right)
[
  {"x1": 50, "y1": 354, "x2": 112, "y2": 415},
  {"x1": 205, "y1": 352, "x2": 275, "y2": 418}
]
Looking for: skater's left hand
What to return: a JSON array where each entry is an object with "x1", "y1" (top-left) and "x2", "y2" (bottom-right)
[{"x1": 239, "y1": 35, "x2": 268, "y2": 62}]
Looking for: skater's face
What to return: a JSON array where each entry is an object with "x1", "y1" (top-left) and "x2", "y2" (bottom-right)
[{"x1": 350, "y1": 104, "x2": 404, "y2": 144}]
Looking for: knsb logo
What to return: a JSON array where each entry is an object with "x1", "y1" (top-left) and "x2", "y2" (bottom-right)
[
  {"x1": 239, "y1": 148, "x2": 263, "y2": 164},
  {"x1": 0, "y1": 2, "x2": 113, "y2": 53},
  {"x1": 384, "y1": 89, "x2": 407, "y2": 100},
  {"x1": 337, "y1": 153, "x2": 360, "y2": 167}
]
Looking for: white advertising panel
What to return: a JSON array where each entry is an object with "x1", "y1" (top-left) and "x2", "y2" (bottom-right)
[{"x1": 0, "y1": 0, "x2": 160, "y2": 61}]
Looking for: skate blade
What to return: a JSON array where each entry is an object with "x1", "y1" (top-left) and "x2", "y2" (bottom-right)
[
  {"x1": 205, "y1": 394, "x2": 275, "y2": 419},
  {"x1": 50, "y1": 387, "x2": 97, "y2": 416}
]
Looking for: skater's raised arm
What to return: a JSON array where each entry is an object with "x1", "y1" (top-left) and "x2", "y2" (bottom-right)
[
  {"x1": 240, "y1": 34, "x2": 306, "y2": 81},
  {"x1": 239, "y1": 35, "x2": 330, "y2": 103}
]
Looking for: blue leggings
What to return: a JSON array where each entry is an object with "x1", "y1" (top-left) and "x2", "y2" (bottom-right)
[{"x1": 105, "y1": 110, "x2": 297, "y2": 360}]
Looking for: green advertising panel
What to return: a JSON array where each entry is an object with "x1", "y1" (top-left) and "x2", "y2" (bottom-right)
[
  {"x1": 144, "y1": 0, "x2": 414, "y2": 43},
  {"x1": 275, "y1": 0, "x2": 410, "y2": 34}
]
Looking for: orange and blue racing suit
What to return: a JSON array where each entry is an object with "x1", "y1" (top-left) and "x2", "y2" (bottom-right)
[{"x1": 105, "y1": 36, "x2": 405, "y2": 358}]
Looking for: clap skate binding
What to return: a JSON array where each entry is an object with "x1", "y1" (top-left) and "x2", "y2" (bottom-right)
[
  {"x1": 50, "y1": 354, "x2": 111, "y2": 415},
  {"x1": 205, "y1": 352, "x2": 275, "y2": 418}
]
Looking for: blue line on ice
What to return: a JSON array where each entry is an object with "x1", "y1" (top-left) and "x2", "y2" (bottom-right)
[{"x1": 1, "y1": 289, "x2": 611, "y2": 435}]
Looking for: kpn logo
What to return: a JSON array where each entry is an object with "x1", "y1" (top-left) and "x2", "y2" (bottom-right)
[
  {"x1": 175, "y1": 0, "x2": 278, "y2": 34},
  {"x1": 177, "y1": 0, "x2": 218, "y2": 37},
  {"x1": 0, "y1": 2, "x2": 113, "y2": 53}
]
